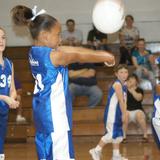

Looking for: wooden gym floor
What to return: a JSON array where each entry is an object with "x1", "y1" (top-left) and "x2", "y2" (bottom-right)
[{"x1": 4, "y1": 136, "x2": 160, "y2": 160}]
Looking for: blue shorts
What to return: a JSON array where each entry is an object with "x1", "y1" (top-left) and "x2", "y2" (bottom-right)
[
  {"x1": 152, "y1": 118, "x2": 160, "y2": 149},
  {"x1": 35, "y1": 130, "x2": 75, "y2": 160},
  {"x1": 0, "y1": 113, "x2": 8, "y2": 154}
]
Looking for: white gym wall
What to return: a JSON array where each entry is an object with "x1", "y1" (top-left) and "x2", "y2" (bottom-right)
[{"x1": 0, "y1": 0, "x2": 160, "y2": 46}]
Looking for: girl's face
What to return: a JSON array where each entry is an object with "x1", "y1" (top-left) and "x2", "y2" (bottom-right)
[
  {"x1": 44, "y1": 22, "x2": 61, "y2": 48},
  {"x1": 137, "y1": 40, "x2": 145, "y2": 52},
  {"x1": 115, "y1": 68, "x2": 128, "y2": 83},
  {"x1": 127, "y1": 77, "x2": 137, "y2": 88},
  {"x1": 0, "y1": 29, "x2": 6, "y2": 53}
]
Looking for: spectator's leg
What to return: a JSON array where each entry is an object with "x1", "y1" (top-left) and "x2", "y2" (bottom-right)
[
  {"x1": 16, "y1": 94, "x2": 26, "y2": 123},
  {"x1": 119, "y1": 46, "x2": 128, "y2": 64},
  {"x1": 126, "y1": 50, "x2": 133, "y2": 65},
  {"x1": 136, "y1": 110, "x2": 148, "y2": 138},
  {"x1": 69, "y1": 83, "x2": 83, "y2": 103},
  {"x1": 17, "y1": 94, "x2": 22, "y2": 116},
  {"x1": 86, "y1": 85, "x2": 103, "y2": 108}
]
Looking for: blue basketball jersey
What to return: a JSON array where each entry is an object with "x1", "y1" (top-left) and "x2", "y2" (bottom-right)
[
  {"x1": 0, "y1": 58, "x2": 12, "y2": 114},
  {"x1": 155, "y1": 57, "x2": 160, "y2": 64},
  {"x1": 152, "y1": 94, "x2": 160, "y2": 119},
  {"x1": 152, "y1": 94, "x2": 160, "y2": 149},
  {"x1": 104, "y1": 80, "x2": 126, "y2": 138},
  {"x1": 29, "y1": 46, "x2": 72, "y2": 134}
]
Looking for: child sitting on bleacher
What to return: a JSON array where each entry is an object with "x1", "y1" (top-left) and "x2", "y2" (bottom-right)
[{"x1": 123, "y1": 74, "x2": 148, "y2": 142}]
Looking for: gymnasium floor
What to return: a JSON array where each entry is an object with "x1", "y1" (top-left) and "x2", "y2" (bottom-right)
[{"x1": 4, "y1": 136, "x2": 160, "y2": 160}]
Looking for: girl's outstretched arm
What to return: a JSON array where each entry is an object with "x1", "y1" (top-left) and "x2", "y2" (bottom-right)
[{"x1": 50, "y1": 46, "x2": 115, "y2": 66}]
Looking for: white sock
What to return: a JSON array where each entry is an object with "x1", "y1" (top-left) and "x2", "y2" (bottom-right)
[
  {"x1": 95, "y1": 145, "x2": 102, "y2": 152},
  {"x1": 113, "y1": 149, "x2": 120, "y2": 157}
]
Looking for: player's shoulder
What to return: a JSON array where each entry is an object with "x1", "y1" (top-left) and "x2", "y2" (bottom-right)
[{"x1": 113, "y1": 80, "x2": 122, "y2": 89}]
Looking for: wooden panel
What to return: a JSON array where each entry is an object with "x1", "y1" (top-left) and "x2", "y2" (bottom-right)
[
  {"x1": 73, "y1": 95, "x2": 107, "y2": 107},
  {"x1": 26, "y1": 122, "x2": 105, "y2": 136},
  {"x1": 15, "y1": 71, "x2": 33, "y2": 82},
  {"x1": 13, "y1": 59, "x2": 30, "y2": 71},
  {"x1": 6, "y1": 123, "x2": 27, "y2": 141},
  {"x1": 21, "y1": 95, "x2": 33, "y2": 108},
  {"x1": 8, "y1": 108, "x2": 33, "y2": 123},
  {"x1": 72, "y1": 122, "x2": 105, "y2": 136},
  {"x1": 21, "y1": 82, "x2": 34, "y2": 95},
  {"x1": 4, "y1": 46, "x2": 30, "y2": 59},
  {"x1": 97, "y1": 80, "x2": 113, "y2": 92},
  {"x1": 73, "y1": 107, "x2": 104, "y2": 122},
  {"x1": 27, "y1": 125, "x2": 35, "y2": 137}
]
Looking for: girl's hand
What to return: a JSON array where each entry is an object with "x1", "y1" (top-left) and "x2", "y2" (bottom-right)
[
  {"x1": 104, "y1": 53, "x2": 115, "y2": 67},
  {"x1": 128, "y1": 87, "x2": 135, "y2": 94},
  {"x1": 5, "y1": 96, "x2": 19, "y2": 109}
]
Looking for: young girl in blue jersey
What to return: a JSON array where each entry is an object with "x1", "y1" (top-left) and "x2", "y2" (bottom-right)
[
  {"x1": 89, "y1": 64, "x2": 128, "y2": 160},
  {"x1": 152, "y1": 84, "x2": 160, "y2": 149},
  {"x1": 0, "y1": 27, "x2": 19, "y2": 160},
  {"x1": 152, "y1": 57, "x2": 160, "y2": 150},
  {"x1": 11, "y1": 5, "x2": 115, "y2": 160}
]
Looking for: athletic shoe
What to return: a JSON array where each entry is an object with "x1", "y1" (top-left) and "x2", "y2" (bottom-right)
[
  {"x1": 0, "y1": 154, "x2": 5, "y2": 160},
  {"x1": 16, "y1": 115, "x2": 26, "y2": 123},
  {"x1": 112, "y1": 154, "x2": 128, "y2": 160},
  {"x1": 89, "y1": 148, "x2": 102, "y2": 160}
]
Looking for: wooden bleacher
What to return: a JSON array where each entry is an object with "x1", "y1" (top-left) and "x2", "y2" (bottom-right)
[{"x1": 3, "y1": 45, "x2": 154, "y2": 141}]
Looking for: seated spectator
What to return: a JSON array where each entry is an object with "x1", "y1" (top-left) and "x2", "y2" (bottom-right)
[
  {"x1": 69, "y1": 63, "x2": 102, "y2": 108},
  {"x1": 119, "y1": 15, "x2": 139, "y2": 65},
  {"x1": 87, "y1": 25, "x2": 109, "y2": 51},
  {"x1": 61, "y1": 19, "x2": 83, "y2": 46},
  {"x1": 132, "y1": 38, "x2": 156, "y2": 88},
  {"x1": 15, "y1": 78, "x2": 26, "y2": 123},
  {"x1": 123, "y1": 74, "x2": 148, "y2": 142}
]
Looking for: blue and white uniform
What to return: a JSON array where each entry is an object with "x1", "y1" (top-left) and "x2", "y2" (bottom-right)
[
  {"x1": 152, "y1": 94, "x2": 160, "y2": 149},
  {"x1": 0, "y1": 58, "x2": 12, "y2": 153},
  {"x1": 152, "y1": 57, "x2": 160, "y2": 149},
  {"x1": 29, "y1": 46, "x2": 74, "y2": 160},
  {"x1": 155, "y1": 57, "x2": 160, "y2": 64},
  {"x1": 103, "y1": 80, "x2": 126, "y2": 143}
]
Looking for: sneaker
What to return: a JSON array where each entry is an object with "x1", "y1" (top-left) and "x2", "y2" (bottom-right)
[
  {"x1": 0, "y1": 154, "x2": 5, "y2": 160},
  {"x1": 112, "y1": 154, "x2": 128, "y2": 160},
  {"x1": 142, "y1": 137, "x2": 149, "y2": 143},
  {"x1": 122, "y1": 138, "x2": 127, "y2": 143},
  {"x1": 16, "y1": 115, "x2": 26, "y2": 123},
  {"x1": 89, "y1": 148, "x2": 102, "y2": 160}
]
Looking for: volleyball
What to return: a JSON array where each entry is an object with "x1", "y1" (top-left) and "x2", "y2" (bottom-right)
[{"x1": 92, "y1": 0, "x2": 125, "y2": 34}]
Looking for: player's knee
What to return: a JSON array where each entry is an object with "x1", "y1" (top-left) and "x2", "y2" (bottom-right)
[
  {"x1": 112, "y1": 137, "x2": 123, "y2": 144},
  {"x1": 101, "y1": 134, "x2": 112, "y2": 143}
]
